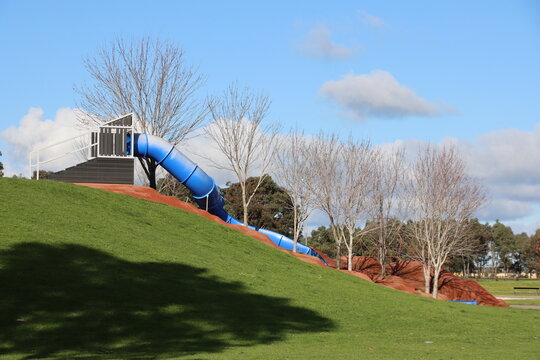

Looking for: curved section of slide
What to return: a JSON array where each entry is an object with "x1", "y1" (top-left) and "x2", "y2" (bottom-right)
[{"x1": 127, "y1": 133, "x2": 327, "y2": 265}]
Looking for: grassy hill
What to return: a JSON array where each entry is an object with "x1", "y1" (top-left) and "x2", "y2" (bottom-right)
[{"x1": 0, "y1": 178, "x2": 538, "y2": 359}]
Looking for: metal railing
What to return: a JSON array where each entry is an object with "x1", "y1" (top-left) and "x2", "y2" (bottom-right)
[{"x1": 29, "y1": 114, "x2": 134, "y2": 180}]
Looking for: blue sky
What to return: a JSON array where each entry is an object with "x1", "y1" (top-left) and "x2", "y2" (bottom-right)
[{"x1": 1, "y1": 0, "x2": 539, "y2": 233}]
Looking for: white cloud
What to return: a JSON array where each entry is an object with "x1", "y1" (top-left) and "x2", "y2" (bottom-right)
[
  {"x1": 1, "y1": 108, "x2": 86, "y2": 177},
  {"x1": 320, "y1": 70, "x2": 456, "y2": 120},
  {"x1": 358, "y1": 11, "x2": 385, "y2": 28},
  {"x1": 297, "y1": 24, "x2": 355, "y2": 61},
  {"x1": 388, "y1": 123, "x2": 540, "y2": 232},
  {"x1": 458, "y1": 124, "x2": 540, "y2": 230},
  {"x1": 458, "y1": 125, "x2": 540, "y2": 184}
]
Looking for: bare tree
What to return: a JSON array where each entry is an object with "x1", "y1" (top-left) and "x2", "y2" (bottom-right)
[
  {"x1": 334, "y1": 138, "x2": 379, "y2": 271},
  {"x1": 204, "y1": 84, "x2": 279, "y2": 226},
  {"x1": 307, "y1": 134, "x2": 378, "y2": 270},
  {"x1": 368, "y1": 146, "x2": 407, "y2": 275},
  {"x1": 76, "y1": 37, "x2": 207, "y2": 188},
  {"x1": 306, "y1": 132, "x2": 344, "y2": 268},
  {"x1": 273, "y1": 128, "x2": 314, "y2": 252},
  {"x1": 406, "y1": 144, "x2": 486, "y2": 298}
]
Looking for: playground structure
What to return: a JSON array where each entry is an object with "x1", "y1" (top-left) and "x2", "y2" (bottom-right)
[
  {"x1": 29, "y1": 114, "x2": 327, "y2": 265},
  {"x1": 27, "y1": 114, "x2": 512, "y2": 307}
]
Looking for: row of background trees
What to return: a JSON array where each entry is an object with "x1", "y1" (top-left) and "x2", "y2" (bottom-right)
[
  {"x1": 159, "y1": 170, "x2": 540, "y2": 286},
  {"x1": 307, "y1": 220, "x2": 540, "y2": 279},
  {"x1": 25, "y1": 36, "x2": 535, "y2": 299}
]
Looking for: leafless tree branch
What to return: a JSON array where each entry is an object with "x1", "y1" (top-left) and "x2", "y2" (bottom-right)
[
  {"x1": 75, "y1": 37, "x2": 208, "y2": 188},
  {"x1": 204, "y1": 83, "x2": 279, "y2": 225},
  {"x1": 405, "y1": 144, "x2": 486, "y2": 298}
]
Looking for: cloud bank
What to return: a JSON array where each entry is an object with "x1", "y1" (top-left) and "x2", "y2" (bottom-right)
[
  {"x1": 321, "y1": 70, "x2": 455, "y2": 120},
  {"x1": 457, "y1": 124, "x2": 540, "y2": 228},
  {"x1": 299, "y1": 124, "x2": 540, "y2": 234},
  {"x1": 1, "y1": 108, "x2": 86, "y2": 177},
  {"x1": 385, "y1": 124, "x2": 540, "y2": 233}
]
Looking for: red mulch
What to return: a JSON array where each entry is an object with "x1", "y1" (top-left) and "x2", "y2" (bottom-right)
[{"x1": 76, "y1": 183, "x2": 507, "y2": 307}]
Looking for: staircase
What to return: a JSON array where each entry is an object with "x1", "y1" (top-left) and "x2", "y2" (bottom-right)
[
  {"x1": 44, "y1": 158, "x2": 134, "y2": 184},
  {"x1": 30, "y1": 114, "x2": 135, "y2": 185}
]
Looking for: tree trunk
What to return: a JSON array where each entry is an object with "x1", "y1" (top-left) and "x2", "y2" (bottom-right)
[
  {"x1": 378, "y1": 221, "x2": 386, "y2": 276},
  {"x1": 423, "y1": 265, "x2": 431, "y2": 294},
  {"x1": 292, "y1": 205, "x2": 298, "y2": 253},
  {"x1": 348, "y1": 236, "x2": 353, "y2": 271},
  {"x1": 432, "y1": 267, "x2": 441, "y2": 298},
  {"x1": 241, "y1": 184, "x2": 249, "y2": 226},
  {"x1": 139, "y1": 158, "x2": 157, "y2": 189},
  {"x1": 336, "y1": 242, "x2": 341, "y2": 269},
  {"x1": 148, "y1": 159, "x2": 157, "y2": 189},
  {"x1": 378, "y1": 244, "x2": 386, "y2": 276},
  {"x1": 242, "y1": 203, "x2": 248, "y2": 226}
]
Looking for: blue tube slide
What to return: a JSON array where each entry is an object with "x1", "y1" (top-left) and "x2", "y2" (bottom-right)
[{"x1": 127, "y1": 133, "x2": 327, "y2": 265}]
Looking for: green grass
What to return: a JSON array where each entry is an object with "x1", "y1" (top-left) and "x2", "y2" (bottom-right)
[
  {"x1": 476, "y1": 279, "x2": 540, "y2": 295},
  {"x1": 505, "y1": 300, "x2": 540, "y2": 306},
  {"x1": 1, "y1": 178, "x2": 539, "y2": 359}
]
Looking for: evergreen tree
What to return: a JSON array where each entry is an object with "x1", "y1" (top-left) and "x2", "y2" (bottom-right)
[
  {"x1": 221, "y1": 176, "x2": 294, "y2": 237},
  {"x1": 491, "y1": 220, "x2": 517, "y2": 275}
]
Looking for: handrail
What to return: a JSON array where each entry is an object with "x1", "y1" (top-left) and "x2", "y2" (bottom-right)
[
  {"x1": 30, "y1": 130, "x2": 94, "y2": 154},
  {"x1": 99, "y1": 125, "x2": 133, "y2": 129},
  {"x1": 37, "y1": 142, "x2": 97, "y2": 166},
  {"x1": 29, "y1": 113, "x2": 134, "y2": 180},
  {"x1": 29, "y1": 113, "x2": 134, "y2": 154}
]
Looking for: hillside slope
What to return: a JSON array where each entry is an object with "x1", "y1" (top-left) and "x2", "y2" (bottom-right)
[{"x1": 0, "y1": 178, "x2": 538, "y2": 359}]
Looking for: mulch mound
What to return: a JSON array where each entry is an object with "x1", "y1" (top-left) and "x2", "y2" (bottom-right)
[
  {"x1": 76, "y1": 183, "x2": 507, "y2": 307},
  {"x1": 382, "y1": 261, "x2": 507, "y2": 306}
]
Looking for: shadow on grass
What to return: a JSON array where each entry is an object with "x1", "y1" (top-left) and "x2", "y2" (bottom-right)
[{"x1": 0, "y1": 243, "x2": 334, "y2": 359}]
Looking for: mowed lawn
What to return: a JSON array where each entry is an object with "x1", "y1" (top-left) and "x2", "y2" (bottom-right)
[
  {"x1": 1, "y1": 178, "x2": 539, "y2": 360},
  {"x1": 477, "y1": 279, "x2": 540, "y2": 307},
  {"x1": 476, "y1": 279, "x2": 540, "y2": 296}
]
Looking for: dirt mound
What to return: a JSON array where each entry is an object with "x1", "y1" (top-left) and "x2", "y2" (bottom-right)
[
  {"x1": 384, "y1": 260, "x2": 507, "y2": 307},
  {"x1": 437, "y1": 270, "x2": 508, "y2": 307},
  {"x1": 386, "y1": 260, "x2": 426, "y2": 280},
  {"x1": 374, "y1": 276, "x2": 430, "y2": 297},
  {"x1": 339, "y1": 256, "x2": 382, "y2": 276},
  {"x1": 310, "y1": 252, "x2": 381, "y2": 276},
  {"x1": 311, "y1": 247, "x2": 335, "y2": 266},
  {"x1": 338, "y1": 269, "x2": 373, "y2": 282},
  {"x1": 78, "y1": 183, "x2": 506, "y2": 307}
]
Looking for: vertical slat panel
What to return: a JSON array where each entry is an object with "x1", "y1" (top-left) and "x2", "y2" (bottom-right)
[
  {"x1": 105, "y1": 129, "x2": 112, "y2": 155},
  {"x1": 115, "y1": 133, "x2": 122, "y2": 156},
  {"x1": 98, "y1": 132, "x2": 104, "y2": 156},
  {"x1": 91, "y1": 132, "x2": 96, "y2": 157}
]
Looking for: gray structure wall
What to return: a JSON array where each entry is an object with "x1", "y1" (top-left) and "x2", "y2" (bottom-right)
[{"x1": 45, "y1": 158, "x2": 134, "y2": 184}]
